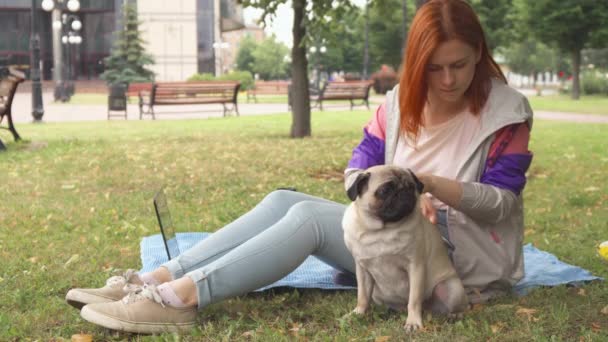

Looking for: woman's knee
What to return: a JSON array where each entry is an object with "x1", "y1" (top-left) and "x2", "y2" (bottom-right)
[{"x1": 261, "y1": 189, "x2": 301, "y2": 206}]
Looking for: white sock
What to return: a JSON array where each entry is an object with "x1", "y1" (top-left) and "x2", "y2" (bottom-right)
[{"x1": 157, "y1": 283, "x2": 189, "y2": 308}]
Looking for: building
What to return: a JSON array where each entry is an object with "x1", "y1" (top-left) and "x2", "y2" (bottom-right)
[{"x1": 0, "y1": 0, "x2": 245, "y2": 82}]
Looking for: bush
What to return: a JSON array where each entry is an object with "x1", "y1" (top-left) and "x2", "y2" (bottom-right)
[
  {"x1": 220, "y1": 71, "x2": 254, "y2": 90},
  {"x1": 187, "y1": 73, "x2": 215, "y2": 82},
  {"x1": 370, "y1": 65, "x2": 398, "y2": 94},
  {"x1": 581, "y1": 70, "x2": 608, "y2": 95},
  {"x1": 187, "y1": 71, "x2": 254, "y2": 90}
]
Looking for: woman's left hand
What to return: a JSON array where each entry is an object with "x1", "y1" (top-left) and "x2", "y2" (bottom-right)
[{"x1": 419, "y1": 194, "x2": 437, "y2": 224}]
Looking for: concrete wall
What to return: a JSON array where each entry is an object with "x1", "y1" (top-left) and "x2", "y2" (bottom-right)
[{"x1": 137, "y1": 0, "x2": 198, "y2": 81}]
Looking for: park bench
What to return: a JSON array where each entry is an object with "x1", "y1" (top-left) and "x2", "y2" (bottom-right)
[
  {"x1": 0, "y1": 66, "x2": 25, "y2": 145},
  {"x1": 127, "y1": 82, "x2": 153, "y2": 100},
  {"x1": 139, "y1": 81, "x2": 241, "y2": 119},
  {"x1": 313, "y1": 80, "x2": 374, "y2": 111},
  {"x1": 247, "y1": 80, "x2": 290, "y2": 103}
]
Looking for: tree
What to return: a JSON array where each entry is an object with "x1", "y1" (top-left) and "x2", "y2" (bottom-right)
[
  {"x1": 470, "y1": 0, "x2": 517, "y2": 53},
  {"x1": 523, "y1": 0, "x2": 608, "y2": 99},
  {"x1": 101, "y1": 3, "x2": 154, "y2": 86},
  {"x1": 251, "y1": 36, "x2": 290, "y2": 79},
  {"x1": 235, "y1": 34, "x2": 257, "y2": 75},
  {"x1": 242, "y1": 0, "x2": 356, "y2": 138},
  {"x1": 503, "y1": 37, "x2": 560, "y2": 86}
]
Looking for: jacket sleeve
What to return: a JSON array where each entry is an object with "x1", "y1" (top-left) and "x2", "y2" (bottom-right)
[
  {"x1": 344, "y1": 103, "x2": 387, "y2": 190},
  {"x1": 458, "y1": 123, "x2": 533, "y2": 224}
]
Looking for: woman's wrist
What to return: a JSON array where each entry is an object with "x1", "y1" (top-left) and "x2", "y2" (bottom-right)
[{"x1": 418, "y1": 174, "x2": 435, "y2": 194}]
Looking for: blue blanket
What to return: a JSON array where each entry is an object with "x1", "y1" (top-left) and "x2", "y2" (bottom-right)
[{"x1": 140, "y1": 233, "x2": 601, "y2": 295}]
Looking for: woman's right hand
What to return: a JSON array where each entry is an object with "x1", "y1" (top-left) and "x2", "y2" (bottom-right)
[{"x1": 420, "y1": 194, "x2": 437, "y2": 224}]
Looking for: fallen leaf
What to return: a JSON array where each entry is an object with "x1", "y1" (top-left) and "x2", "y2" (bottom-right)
[
  {"x1": 28, "y1": 256, "x2": 38, "y2": 263},
  {"x1": 71, "y1": 333, "x2": 93, "y2": 342},
  {"x1": 516, "y1": 307, "x2": 539, "y2": 321},
  {"x1": 375, "y1": 336, "x2": 391, "y2": 342},
  {"x1": 64, "y1": 254, "x2": 79, "y2": 268},
  {"x1": 491, "y1": 322, "x2": 505, "y2": 334},
  {"x1": 601, "y1": 305, "x2": 608, "y2": 315},
  {"x1": 591, "y1": 322, "x2": 601, "y2": 332},
  {"x1": 241, "y1": 330, "x2": 254, "y2": 338}
]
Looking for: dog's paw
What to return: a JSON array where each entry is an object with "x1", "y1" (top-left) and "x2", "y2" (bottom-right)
[
  {"x1": 352, "y1": 306, "x2": 367, "y2": 315},
  {"x1": 404, "y1": 317, "x2": 423, "y2": 333},
  {"x1": 447, "y1": 312, "x2": 464, "y2": 321}
]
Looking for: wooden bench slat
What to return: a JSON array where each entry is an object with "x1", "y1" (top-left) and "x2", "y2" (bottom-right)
[{"x1": 138, "y1": 81, "x2": 241, "y2": 119}]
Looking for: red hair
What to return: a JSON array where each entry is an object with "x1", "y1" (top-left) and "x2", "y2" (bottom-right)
[{"x1": 398, "y1": 0, "x2": 506, "y2": 140}]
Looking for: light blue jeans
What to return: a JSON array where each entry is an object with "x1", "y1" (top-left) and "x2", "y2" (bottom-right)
[{"x1": 162, "y1": 190, "x2": 450, "y2": 310}]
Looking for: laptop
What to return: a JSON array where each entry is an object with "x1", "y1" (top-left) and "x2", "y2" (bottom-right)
[{"x1": 153, "y1": 188, "x2": 180, "y2": 260}]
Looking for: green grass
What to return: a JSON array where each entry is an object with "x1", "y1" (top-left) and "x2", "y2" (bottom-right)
[
  {"x1": 528, "y1": 94, "x2": 608, "y2": 115},
  {"x1": 1, "y1": 112, "x2": 607, "y2": 341},
  {"x1": 62, "y1": 92, "x2": 608, "y2": 115}
]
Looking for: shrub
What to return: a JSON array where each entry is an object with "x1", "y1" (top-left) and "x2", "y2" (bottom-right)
[
  {"x1": 581, "y1": 70, "x2": 608, "y2": 95},
  {"x1": 220, "y1": 71, "x2": 254, "y2": 90},
  {"x1": 370, "y1": 65, "x2": 398, "y2": 94},
  {"x1": 187, "y1": 71, "x2": 254, "y2": 90},
  {"x1": 187, "y1": 73, "x2": 215, "y2": 82}
]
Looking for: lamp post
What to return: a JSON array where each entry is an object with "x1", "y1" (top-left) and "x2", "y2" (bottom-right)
[
  {"x1": 41, "y1": 0, "x2": 81, "y2": 102},
  {"x1": 212, "y1": 41, "x2": 230, "y2": 76},
  {"x1": 30, "y1": 0, "x2": 45, "y2": 122},
  {"x1": 309, "y1": 45, "x2": 326, "y2": 91}
]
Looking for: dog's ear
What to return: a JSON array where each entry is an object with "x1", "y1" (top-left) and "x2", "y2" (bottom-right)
[
  {"x1": 408, "y1": 169, "x2": 424, "y2": 194},
  {"x1": 347, "y1": 172, "x2": 370, "y2": 201}
]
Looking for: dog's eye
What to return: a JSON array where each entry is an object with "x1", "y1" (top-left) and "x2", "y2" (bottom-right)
[{"x1": 376, "y1": 184, "x2": 392, "y2": 198}]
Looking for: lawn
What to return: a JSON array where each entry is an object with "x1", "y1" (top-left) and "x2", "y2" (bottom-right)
[
  {"x1": 0, "y1": 112, "x2": 606, "y2": 341},
  {"x1": 62, "y1": 92, "x2": 608, "y2": 115},
  {"x1": 527, "y1": 94, "x2": 608, "y2": 115}
]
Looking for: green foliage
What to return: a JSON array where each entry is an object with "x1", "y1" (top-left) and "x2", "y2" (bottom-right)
[
  {"x1": 235, "y1": 34, "x2": 257, "y2": 75},
  {"x1": 235, "y1": 35, "x2": 289, "y2": 80},
  {"x1": 469, "y1": 0, "x2": 517, "y2": 52},
  {"x1": 100, "y1": 3, "x2": 155, "y2": 86},
  {"x1": 367, "y1": 0, "x2": 408, "y2": 71},
  {"x1": 251, "y1": 36, "x2": 290, "y2": 80},
  {"x1": 187, "y1": 73, "x2": 216, "y2": 82},
  {"x1": 220, "y1": 70, "x2": 255, "y2": 90},
  {"x1": 188, "y1": 71, "x2": 255, "y2": 90},
  {"x1": 503, "y1": 37, "x2": 560, "y2": 76},
  {"x1": 523, "y1": 0, "x2": 608, "y2": 54},
  {"x1": 581, "y1": 69, "x2": 608, "y2": 95}
]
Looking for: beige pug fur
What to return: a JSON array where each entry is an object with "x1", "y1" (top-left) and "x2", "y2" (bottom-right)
[{"x1": 342, "y1": 165, "x2": 468, "y2": 332}]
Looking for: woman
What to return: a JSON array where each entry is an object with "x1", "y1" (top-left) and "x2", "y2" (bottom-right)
[{"x1": 67, "y1": 0, "x2": 532, "y2": 334}]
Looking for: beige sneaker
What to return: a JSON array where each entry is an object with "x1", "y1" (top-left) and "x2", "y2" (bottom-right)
[
  {"x1": 80, "y1": 284, "x2": 197, "y2": 334},
  {"x1": 66, "y1": 269, "x2": 143, "y2": 309}
]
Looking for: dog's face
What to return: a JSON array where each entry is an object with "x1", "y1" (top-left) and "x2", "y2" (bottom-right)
[{"x1": 347, "y1": 166, "x2": 424, "y2": 223}]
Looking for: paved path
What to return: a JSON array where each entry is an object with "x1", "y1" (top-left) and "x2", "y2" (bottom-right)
[{"x1": 9, "y1": 91, "x2": 608, "y2": 124}]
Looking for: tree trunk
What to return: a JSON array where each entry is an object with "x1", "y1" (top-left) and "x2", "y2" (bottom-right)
[
  {"x1": 571, "y1": 49, "x2": 581, "y2": 100},
  {"x1": 290, "y1": 0, "x2": 311, "y2": 138}
]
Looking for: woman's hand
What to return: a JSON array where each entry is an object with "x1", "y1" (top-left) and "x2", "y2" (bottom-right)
[{"x1": 419, "y1": 194, "x2": 437, "y2": 224}]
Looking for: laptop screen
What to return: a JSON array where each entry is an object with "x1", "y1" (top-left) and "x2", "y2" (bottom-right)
[{"x1": 153, "y1": 189, "x2": 180, "y2": 260}]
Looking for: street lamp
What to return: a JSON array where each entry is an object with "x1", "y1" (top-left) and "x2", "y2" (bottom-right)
[
  {"x1": 42, "y1": 0, "x2": 81, "y2": 102},
  {"x1": 30, "y1": 0, "x2": 45, "y2": 122},
  {"x1": 212, "y1": 41, "x2": 230, "y2": 76},
  {"x1": 309, "y1": 44, "x2": 326, "y2": 91}
]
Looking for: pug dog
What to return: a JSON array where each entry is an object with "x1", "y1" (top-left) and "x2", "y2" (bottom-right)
[{"x1": 342, "y1": 165, "x2": 468, "y2": 332}]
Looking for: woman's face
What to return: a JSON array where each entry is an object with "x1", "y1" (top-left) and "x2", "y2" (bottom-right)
[{"x1": 426, "y1": 39, "x2": 480, "y2": 107}]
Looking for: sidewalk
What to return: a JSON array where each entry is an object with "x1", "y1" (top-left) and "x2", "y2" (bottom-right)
[{"x1": 9, "y1": 91, "x2": 608, "y2": 124}]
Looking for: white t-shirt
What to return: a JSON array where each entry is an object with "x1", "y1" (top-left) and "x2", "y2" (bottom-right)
[{"x1": 392, "y1": 110, "x2": 481, "y2": 209}]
